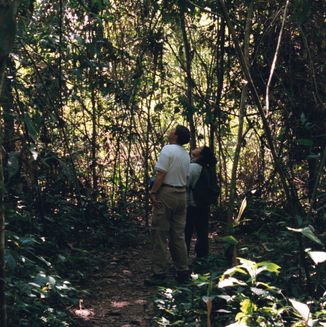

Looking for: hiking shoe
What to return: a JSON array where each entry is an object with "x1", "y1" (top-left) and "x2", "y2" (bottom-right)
[
  {"x1": 144, "y1": 274, "x2": 167, "y2": 286},
  {"x1": 175, "y1": 270, "x2": 191, "y2": 284}
]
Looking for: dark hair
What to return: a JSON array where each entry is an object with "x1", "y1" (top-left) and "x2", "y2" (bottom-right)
[
  {"x1": 175, "y1": 125, "x2": 190, "y2": 145},
  {"x1": 196, "y1": 146, "x2": 217, "y2": 167}
]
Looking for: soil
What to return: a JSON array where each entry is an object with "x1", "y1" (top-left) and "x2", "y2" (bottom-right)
[
  {"x1": 73, "y1": 237, "x2": 156, "y2": 327},
  {"x1": 72, "y1": 226, "x2": 223, "y2": 327}
]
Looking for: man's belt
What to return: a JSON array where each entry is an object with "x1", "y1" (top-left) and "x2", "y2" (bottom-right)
[{"x1": 162, "y1": 184, "x2": 186, "y2": 189}]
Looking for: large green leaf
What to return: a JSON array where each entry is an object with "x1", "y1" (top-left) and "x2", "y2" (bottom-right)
[
  {"x1": 256, "y1": 261, "x2": 281, "y2": 275},
  {"x1": 238, "y1": 258, "x2": 256, "y2": 278},
  {"x1": 234, "y1": 197, "x2": 247, "y2": 226},
  {"x1": 287, "y1": 226, "x2": 324, "y2": 246},
  {"x1": 239, "y1": 298, "x2": 257, "y2": 314},
  {"x1": 218, "y1": 235, "x2": 239, "y2": 245},
  {"x1": 289, "y1": 298, "x2": 311, "y2": 322},
  {"x1": 23, "y1": 115, "x2": 38, "y2": 142},
  {"x1": 218, "y1": 277, "x2": 246, "y2": 288}
]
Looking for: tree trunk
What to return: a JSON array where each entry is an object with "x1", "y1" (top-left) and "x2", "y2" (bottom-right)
[
  {"x1": 0, "y1": 75, "x2": 16, "y2": 213},
  {"x1": 179, "y1": 1, "x2": 196, "y2": 149},
  {"x1": 0, "y1": 2, "x2": 20, "y2": 325},
  {"x1": 210, "y1": 18, "x2": 225, "y2": 152},
  {"x1": 123, "y1": 56, "x2": 143, "y2": 210},
  {"x1": 0, "y1": 78, "x2": 15, "y2": 156},
  {"x1": 0, "y1": 1, "x2": 19, "y2": 90},
  {"x1": 218, "y1": 0, "x2": 301, "y2": 216},
  {"x1": 0, "y1": 141, "x2": 5, "y2": 327},
  {"x1": 227, "y1": 1, "x2": 253, "y2": 231},
  {"x1": 144, "y1": 62, "x2": 158, "y2": 226},
  {"x1": 91, "y1": 87, "x2": 98, "y2": 197}
]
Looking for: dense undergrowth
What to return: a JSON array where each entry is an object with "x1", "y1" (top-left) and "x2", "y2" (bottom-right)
[
  {"x1": 152, "y1": 200, "x2": 326, "y2": 327},
  {"x1": 4, "y1": 154, "x2": 326, "y2": 326},
  {"x1": 2, "y1": 0, "x2": 325, "y2": 325},
  {"x1": 5, "y1": 192, "x2": 140, "y2": 326},
  {"x1": 5, "y1": 190, "x2": 326, "y2": 326}
]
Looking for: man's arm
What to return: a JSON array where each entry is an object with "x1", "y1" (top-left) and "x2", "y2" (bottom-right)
[
  {"x1": 150, "y1": 170, "x2": 166, "y2": 208},
  {"x1": 151, "y1": 170, "x2": 166, "y2": 194}
]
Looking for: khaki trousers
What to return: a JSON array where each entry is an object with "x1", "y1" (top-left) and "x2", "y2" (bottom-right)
[{"x1": 151, "y1": 187, "x2": 188, "y2": 274}]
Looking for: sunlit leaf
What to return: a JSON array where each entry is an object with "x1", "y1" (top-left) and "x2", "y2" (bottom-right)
[
  {"x1": 289, "y1": 298, "x2": 311, "y2": 321},
  {"x1": 256, "y1": 282, "x2": 278, "y2": 291},
  {"x1": 30, "y1": 147, "x2": 38, "y2": 160},
  {"x1": 48, "y1": 276, "x2": 56, "y2": 286},
  {"x1": 238, "y1": 258, "x2": 256, "y2": 278},
  {"x1": 218, "y1": 235, "x2": 239, "y2": 245},
  {"x1": 234, "y1": 197, "x2": 247, "y2": 226},
  {"x1": 223, "y1": 266, "x2": 247, "y2": 276},
  {"x1": 202, "y1": 295, "x2": 215, "y2": 303},
  {"x1": 29, "y1": 282, "x2": 41, "y2": 288},
  {"x1": 250, "y1": 287, "x2": 267, "y2": 296},
  {"x1": 256, "y1": 261, "x2": 281, "y2": 275},
  {"x1": 307, "y1": 251, "x2": 326, "y2": 265},
  {"x1": 217, "y1": 295, "x2": 233, "y2": 302},
  {"x1": 218, "y1": 277, "x2": 246, "y2": 288},
  {"x1": 240, "y1": 298, "x2": 257, "y2": 314}
]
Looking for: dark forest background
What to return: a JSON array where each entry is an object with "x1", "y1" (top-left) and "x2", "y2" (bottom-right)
[{"x1": 0, "y1": 0, "x2": 325, "y2": 326}]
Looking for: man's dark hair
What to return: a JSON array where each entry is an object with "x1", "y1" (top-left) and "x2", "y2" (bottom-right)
[{"x1": 175, "y1": 125, "x2": 190, "y2": 145}]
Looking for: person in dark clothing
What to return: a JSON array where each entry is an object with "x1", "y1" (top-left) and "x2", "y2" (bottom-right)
[{"x1": 185, "y1": 146, "x2": 217, "y2": 258}]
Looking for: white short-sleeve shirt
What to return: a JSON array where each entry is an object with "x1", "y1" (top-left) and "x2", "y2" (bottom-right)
[{"x1": 155, "y1": 144, "x2": 190, "y2": 187}]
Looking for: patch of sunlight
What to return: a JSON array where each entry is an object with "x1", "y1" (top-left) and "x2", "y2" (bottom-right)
[
  {"x1": 111, "y1": 301, "x2": 130, "y2": 308},
  {"x1": 73, "y1": 308, "x2": 95, "y2": 320}
]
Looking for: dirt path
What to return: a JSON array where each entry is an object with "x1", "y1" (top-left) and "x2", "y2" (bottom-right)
[
  {"x1": 72, "y1": 224, "x2": 223, "y2": 327},
  {"x1": 73, "y1": 240, "x2": 156, "y2": 327}
]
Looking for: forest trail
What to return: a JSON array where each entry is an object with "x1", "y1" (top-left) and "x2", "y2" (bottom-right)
[
  {"x1": 72, "y1": 225, "x2": 223, "y2": 327},
  {"x1": 73, "y1": 235, "x2": 155, "y2": 327}
]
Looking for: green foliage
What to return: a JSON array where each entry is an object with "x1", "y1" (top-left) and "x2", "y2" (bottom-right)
[
  {"x1": 287, "y1": 226, "x2": 324, "y2": 246},
  {"x1": 153, "y1": 257, "x2": 326, "y2": 326},
  {"x1": 1, "y1": 0, "x2": 325, "y2": 325},
  {"x1": 153, "y1": 275, "x2": 217, "y2": 326},
  {"x1": 4, "y1": 190, "x2": 139, "y2": 325},
  {"x1": 6, "y1": 230, "x2": 78, "y2": 326},
  {"x1": 293, "y1": 0, "x2": 313, "y2": 24},
  {"x1": 217, "y1": 258, "x2": 286, "y2": 326}
]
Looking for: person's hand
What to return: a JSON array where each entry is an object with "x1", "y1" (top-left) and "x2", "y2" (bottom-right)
[{"x1": 150, "y1": 193, "x2": 162, "y2": 208}]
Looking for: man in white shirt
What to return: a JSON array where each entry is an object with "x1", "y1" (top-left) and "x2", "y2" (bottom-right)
[{"x1": 145, "y1": 125, "x2": 191, "y2": 285}]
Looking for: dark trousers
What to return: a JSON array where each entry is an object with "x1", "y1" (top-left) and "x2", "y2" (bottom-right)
[{"x1": 185, "y1": 205, "x2": 209, "y2": 258}]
